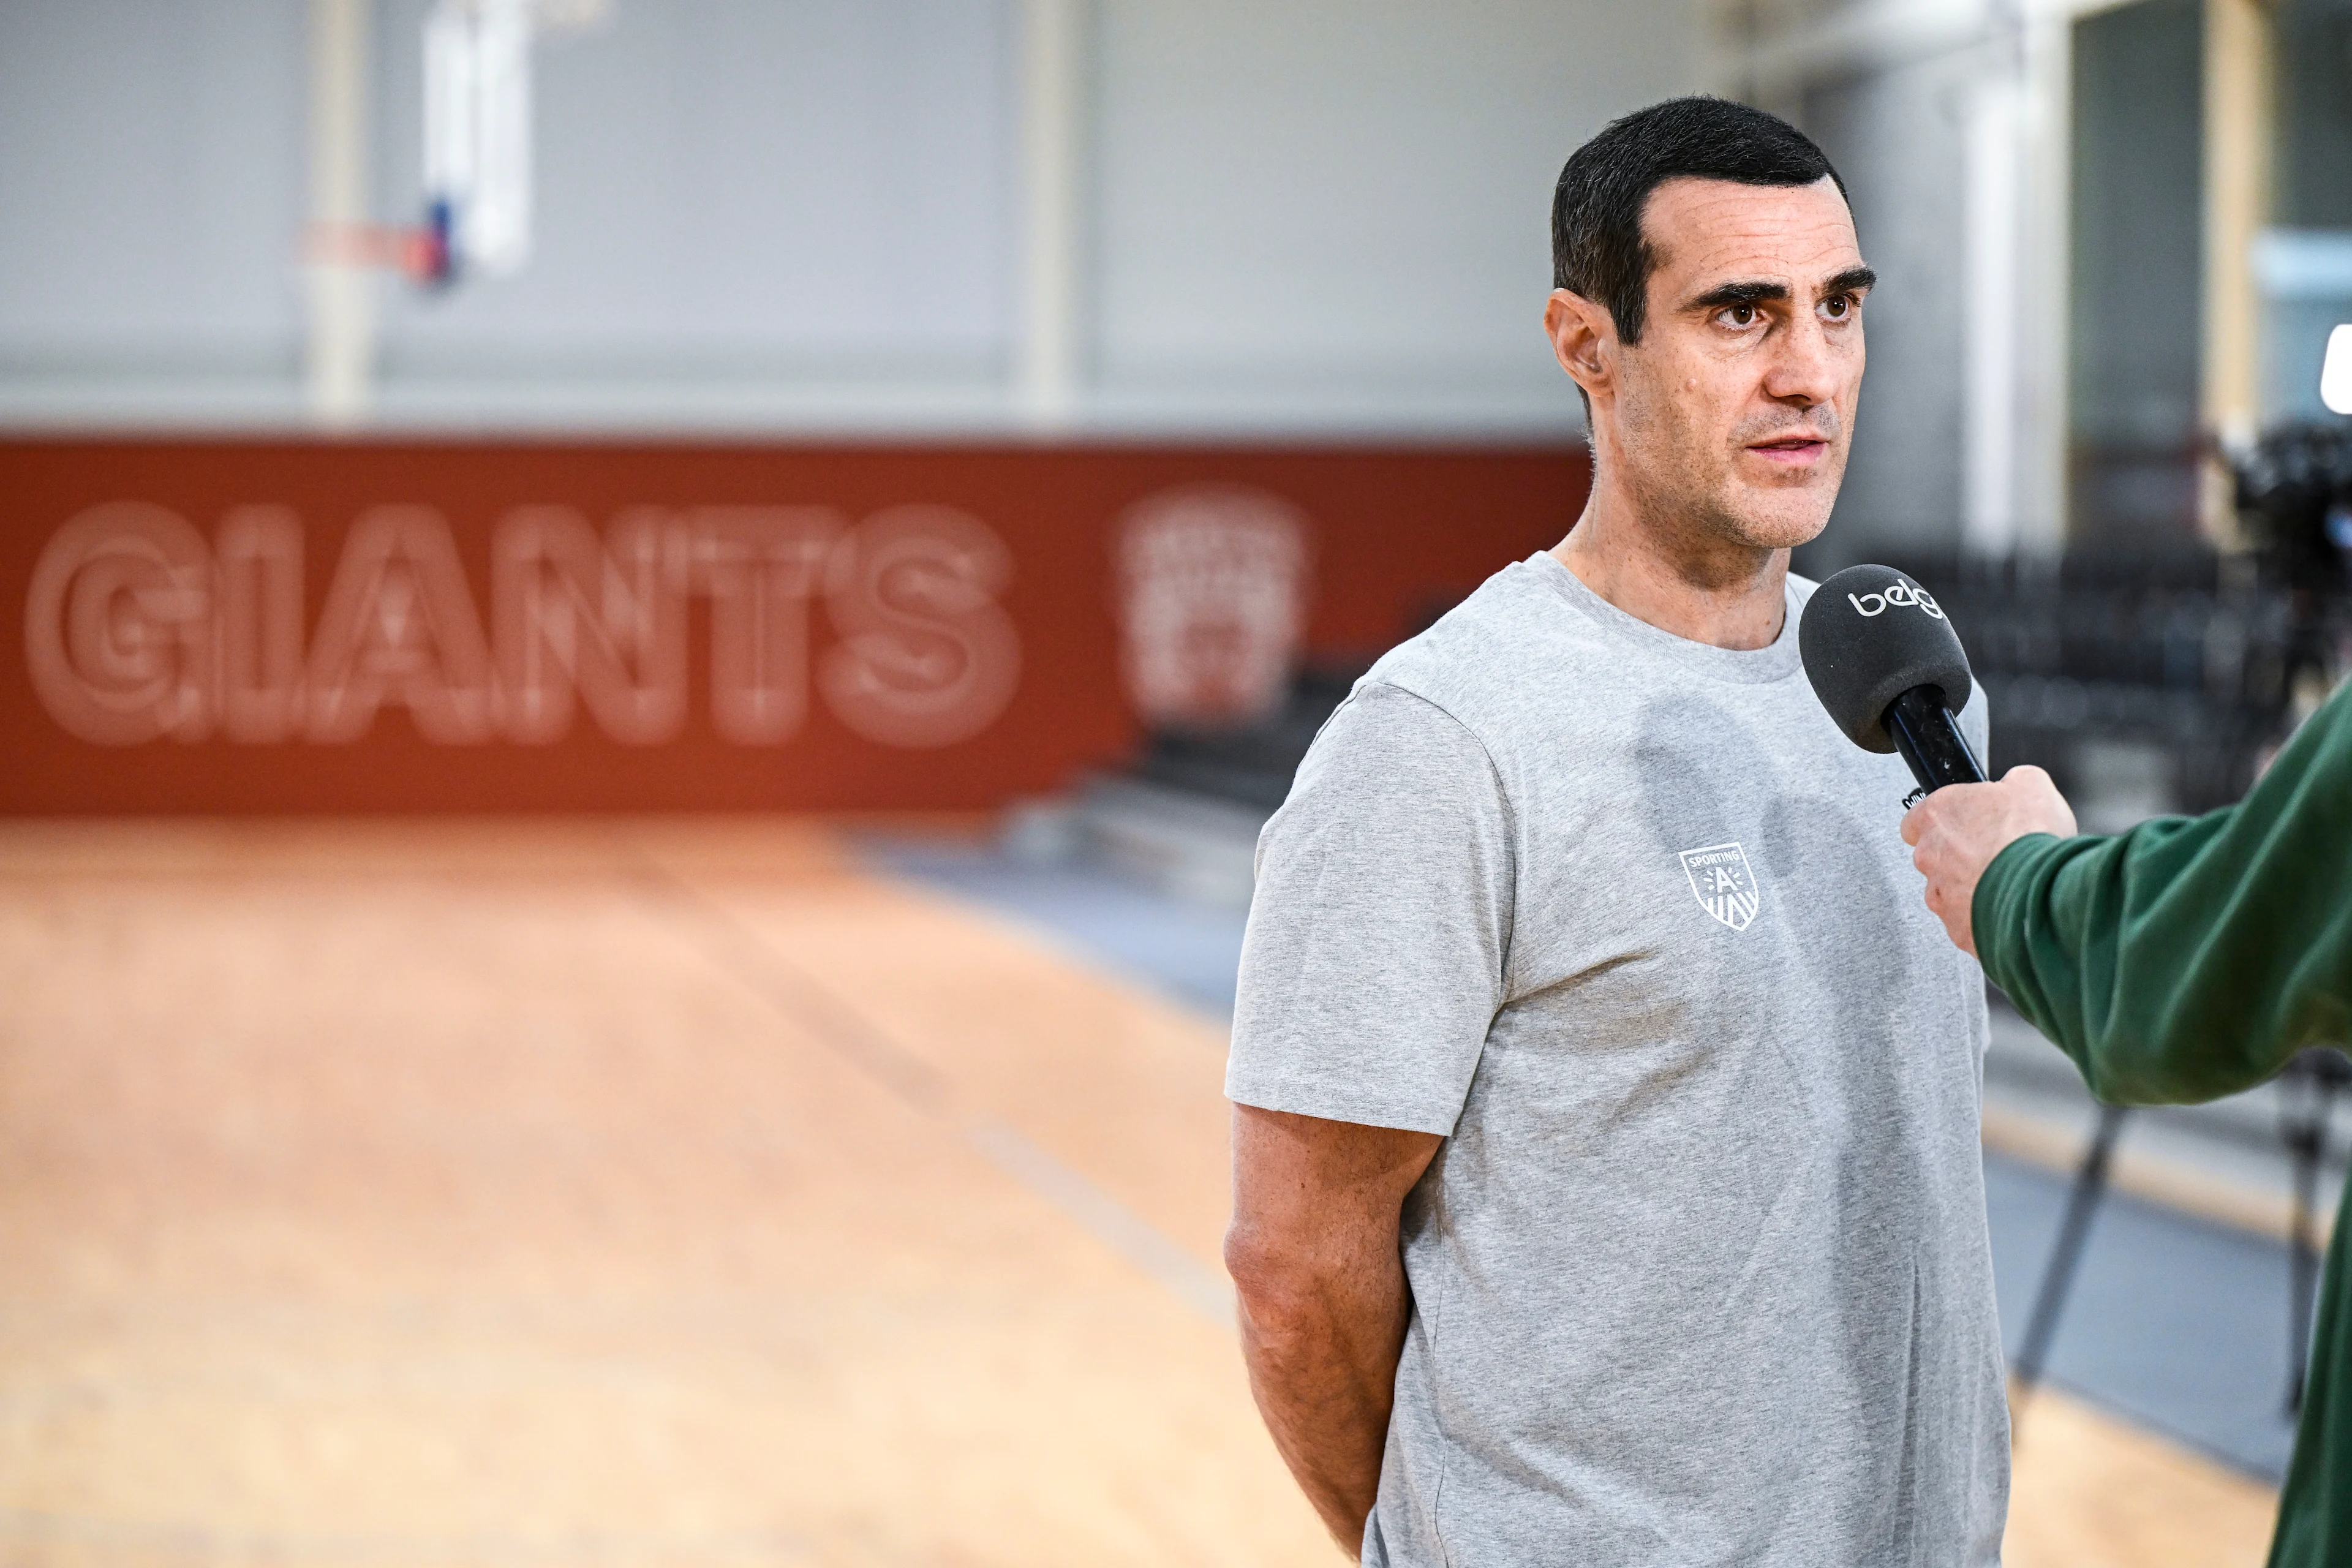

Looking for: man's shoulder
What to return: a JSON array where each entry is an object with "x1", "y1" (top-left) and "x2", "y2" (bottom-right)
[{"x1": 1362, "y1": 554, "x2": 1607, "y2": 724}]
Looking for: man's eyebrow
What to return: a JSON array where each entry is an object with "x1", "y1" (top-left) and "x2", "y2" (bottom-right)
[
  {"x1": 1685, "y1": 267, "x2": 1877, "y2": 314},
  {"x1": 1686, "y1": 279, "x2": 1787, "y2": 312}
]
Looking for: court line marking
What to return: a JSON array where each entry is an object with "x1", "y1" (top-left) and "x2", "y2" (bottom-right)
[
  {"x1": 960, "y1": 1118, "x2": 1235, "y2": 1322},
  {"x1": 630, "y1": 862, "x2": 1237, "y2": 1327}
]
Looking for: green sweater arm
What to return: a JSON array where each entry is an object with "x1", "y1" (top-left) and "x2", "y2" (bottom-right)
[{"x1": 1971, "y1": 680, "x2": 2352, "y2": 1106}]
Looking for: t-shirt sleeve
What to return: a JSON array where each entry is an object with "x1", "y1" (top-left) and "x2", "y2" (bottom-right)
[
  {"x1": 1973, "y1": 675, "x2": 2352, "y2": 1106},
  {"x1": 1224, "y1": 680, "x2": 1513, "y2": 1136}
]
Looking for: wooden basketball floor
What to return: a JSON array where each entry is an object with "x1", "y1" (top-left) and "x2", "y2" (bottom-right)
[{"x1": 0, "y1": 820, "x2": 2280, "y2": 1566}]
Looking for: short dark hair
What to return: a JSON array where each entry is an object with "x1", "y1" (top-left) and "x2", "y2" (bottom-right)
[{"x1": 1552, "y1": 97, "x2": 1847, "y2": 347}]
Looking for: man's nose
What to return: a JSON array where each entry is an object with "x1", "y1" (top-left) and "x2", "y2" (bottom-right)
[{"x1": 1763, "y1": 315, "x2": 1839, "y2": 406}]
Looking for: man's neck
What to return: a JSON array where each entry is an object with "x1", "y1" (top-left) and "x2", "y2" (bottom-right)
[{"x1": 1550, "y1": 484, "x2": 1790, "y2": 652}]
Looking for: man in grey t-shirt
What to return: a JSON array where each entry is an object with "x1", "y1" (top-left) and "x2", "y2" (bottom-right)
[{"x1": 1223, "y1": 99, "x2": 2007, "y2": 1565}]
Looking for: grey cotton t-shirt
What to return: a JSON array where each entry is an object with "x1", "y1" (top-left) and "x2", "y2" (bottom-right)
[{"x1": 1227, "y1": 552, "x2": 2008, "y2": 1567}]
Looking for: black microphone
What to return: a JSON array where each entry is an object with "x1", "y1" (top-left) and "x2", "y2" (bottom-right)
[{"x1": 1798, "y1": 564, "x2": 1986, "y2": 804}]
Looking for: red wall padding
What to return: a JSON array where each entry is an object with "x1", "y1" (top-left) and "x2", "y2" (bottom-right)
[{"x1": 1, "y1": 437, "x2": 1587, "y2": 814}]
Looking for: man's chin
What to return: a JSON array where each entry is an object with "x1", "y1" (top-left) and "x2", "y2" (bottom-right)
[{"x1": 1713, "y1": 503, "x2": 1833, "y2": 553}]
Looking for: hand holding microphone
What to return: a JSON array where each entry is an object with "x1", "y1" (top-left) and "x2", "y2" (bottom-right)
[
  {"x1": 1798, "y1": 564, "x2": 2077, "y2": 953},
  {"x1": 1898, "y1": 769, "x2": 2076, "y2": 955}
]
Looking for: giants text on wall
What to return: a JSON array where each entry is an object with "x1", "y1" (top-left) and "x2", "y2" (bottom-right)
[{"x1": 28, "y1": 500, "x2": 1020, "y2": 751}]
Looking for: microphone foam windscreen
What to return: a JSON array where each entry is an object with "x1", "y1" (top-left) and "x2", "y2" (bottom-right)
[{"x1": 1798, "y1": 565, "x2": 1974, "y2": 753}]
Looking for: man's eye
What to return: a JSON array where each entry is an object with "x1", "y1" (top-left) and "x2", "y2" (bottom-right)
[
  {"x1": 1721, "y1": 304, "x2": 1757, "y2": 328},
  {"x1": 1822, "y1": 295, "x2": 1854, "y2": 320}
]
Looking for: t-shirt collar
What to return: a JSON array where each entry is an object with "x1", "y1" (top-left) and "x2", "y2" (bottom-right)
[{"x1": 1521, "y1": 549, "x2": 1805, "y2": 686}]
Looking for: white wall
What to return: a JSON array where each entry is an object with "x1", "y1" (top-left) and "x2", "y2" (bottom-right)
[
  {"x1": 0, "y1": 0, "x2": 1703, "y2": 436},
  {"x1": 1088, "y1": 0, "x2": 1703, "y2": 432},
  {"x1": 0, "y1": 0, "x2": 307, "y2": 420}
]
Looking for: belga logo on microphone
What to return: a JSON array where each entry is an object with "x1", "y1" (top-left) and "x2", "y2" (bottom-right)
[{"x1": 1846, "y1": 579, "x2": 1945, "y2": 620}]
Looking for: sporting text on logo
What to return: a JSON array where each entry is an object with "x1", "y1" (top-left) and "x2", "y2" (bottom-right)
[{"x1": 1678, "y1": 842, "x2": 1762, "y2": 931}]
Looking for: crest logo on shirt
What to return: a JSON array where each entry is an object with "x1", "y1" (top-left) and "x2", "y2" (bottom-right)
[{"x1": 1678, "y1": 842, "x2": 1760, "y2": 930}]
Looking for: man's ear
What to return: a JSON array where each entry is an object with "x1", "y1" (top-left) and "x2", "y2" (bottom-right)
[{"x1": 1545, "y1": 288, "x2": 1613, "y2": 404}]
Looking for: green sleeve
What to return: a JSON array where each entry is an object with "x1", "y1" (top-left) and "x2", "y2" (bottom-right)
[{"x1": 1971, "y1": 680, "x2": 2352, "y2": 1106}]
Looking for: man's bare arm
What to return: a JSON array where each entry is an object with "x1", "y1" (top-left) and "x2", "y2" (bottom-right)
[{"x1": 1224, "y1": 1104, "x2": 1444, "y2": 1559}]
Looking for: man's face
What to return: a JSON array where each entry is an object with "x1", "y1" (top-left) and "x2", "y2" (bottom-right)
[{"x1": 1605, "y1": 175, "x2": 1870, "y2": 555}]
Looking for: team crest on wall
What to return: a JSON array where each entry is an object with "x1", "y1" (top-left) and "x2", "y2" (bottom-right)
[
  {"x1": 1114, "y1": 484, "x2": 1311, "y2": 728},
  {"x1": 1679, "y1": 842, "x2": 1760, "y2": 931}
]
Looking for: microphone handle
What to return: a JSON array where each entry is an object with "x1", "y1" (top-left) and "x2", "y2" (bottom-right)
[{"x1": 1883, "y1": 684, "x2": 1986, "y2": 801}]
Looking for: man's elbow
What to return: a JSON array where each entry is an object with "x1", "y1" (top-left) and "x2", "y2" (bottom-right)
[{"x1": 1224, "y1": 1222, "x2": 1328, "y2": 1336}]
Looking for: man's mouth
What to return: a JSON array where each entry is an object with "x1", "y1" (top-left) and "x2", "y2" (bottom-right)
[{"x1": 1748, "y1": 435, "x2": 1828, "y2": 464}]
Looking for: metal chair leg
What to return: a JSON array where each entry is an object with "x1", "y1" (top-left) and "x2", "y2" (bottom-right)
[{"x1": 2012, "y1": 1101, "x2": 2130, "y2": 1413}]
